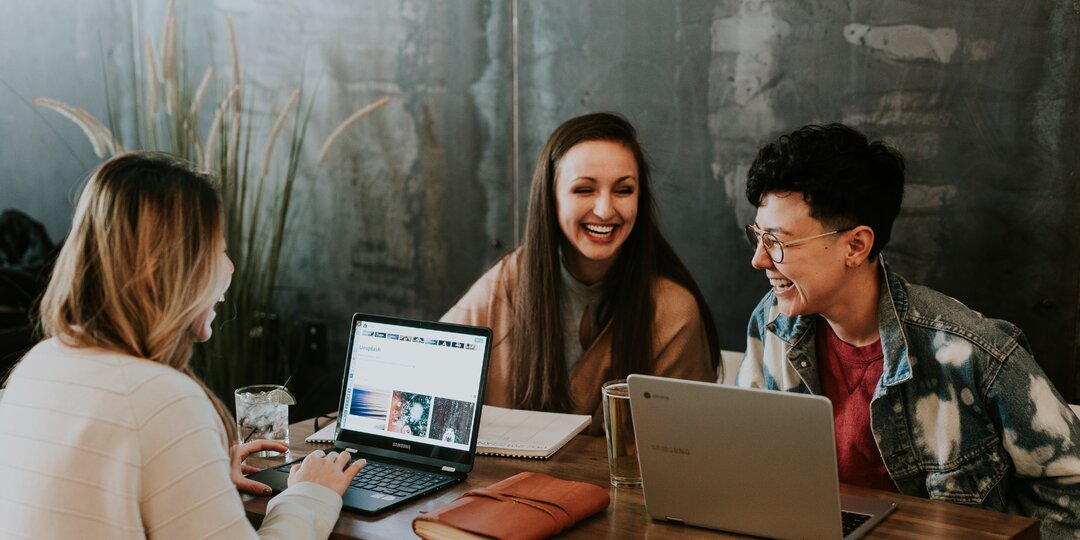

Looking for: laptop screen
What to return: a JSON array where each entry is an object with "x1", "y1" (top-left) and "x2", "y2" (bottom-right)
[{"x1": 334, "y1": 313, "x2": 491, "y2": 470}]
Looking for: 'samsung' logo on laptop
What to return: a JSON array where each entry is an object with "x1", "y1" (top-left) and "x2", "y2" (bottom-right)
[
  {"x1": 392, "y1": 442, "x2": 412, "y2": 450},
  {"x1": 651, "y1": 444, "x2": 691, "y2": 456}
]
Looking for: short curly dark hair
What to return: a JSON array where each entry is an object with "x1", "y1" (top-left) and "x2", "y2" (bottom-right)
[{"x1": 745, "y1": 123, "x2": 905, "y2": 259}]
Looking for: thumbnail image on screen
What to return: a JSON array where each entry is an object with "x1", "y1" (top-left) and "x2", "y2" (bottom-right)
[
  {"x1": 349, "y1": 386, "x2": 390, "y2": 429},
  {"x1": 387, "y1": 391, "x2": 432, "y2": 437},
  {"x1": 428, "y1": 397, "x2": 475, "y2": 445}
]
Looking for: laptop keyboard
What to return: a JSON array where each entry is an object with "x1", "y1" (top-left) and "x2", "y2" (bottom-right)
[
  {"x1": 348, "y1": 461, "x2": 449, "y2": 497},
  {"x1": 274, "y1": 458, "x2": 450, "y2": 498},
  {"x1": 841, "y1": 511, "x2": 871, "y2": 536}
]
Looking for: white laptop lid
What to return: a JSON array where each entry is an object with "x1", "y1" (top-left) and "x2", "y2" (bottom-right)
[{"x1": 628, "y1": 375, "x2": 893, "y2": 539}]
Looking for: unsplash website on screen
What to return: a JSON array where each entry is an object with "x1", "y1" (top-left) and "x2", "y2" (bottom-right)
[{"x1": 341, "y1": 320, "x2": 486, "y2": 451}]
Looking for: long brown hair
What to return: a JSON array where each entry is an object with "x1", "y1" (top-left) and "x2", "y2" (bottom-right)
[
  {"x1": 511, "y1": 112, "x2": 719, "y2": 411},
  {"x1": 39, "y1": 151, "x2": 237, "y2": 445}
]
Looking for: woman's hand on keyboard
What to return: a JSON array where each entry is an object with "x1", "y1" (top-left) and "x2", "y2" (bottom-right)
[{"x1": 288, "y1": 449, "x2": 367, "y2": 495}]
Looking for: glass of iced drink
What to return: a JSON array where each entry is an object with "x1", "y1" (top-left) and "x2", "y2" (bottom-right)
[{"x1": 234, "y1": 384, "x2": 294, "y2": 457}]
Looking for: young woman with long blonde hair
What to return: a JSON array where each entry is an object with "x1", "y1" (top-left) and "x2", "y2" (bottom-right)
[{"x1": 0, "y1": 152, "x2": 363, "y2": 538}]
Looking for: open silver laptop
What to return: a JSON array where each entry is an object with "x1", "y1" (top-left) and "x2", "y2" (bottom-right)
[{"x1": 627, "y1": 375, "x2": 895, "y2": 539}]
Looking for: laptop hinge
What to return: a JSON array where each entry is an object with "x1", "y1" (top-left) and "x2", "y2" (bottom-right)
[
  {"x1": 441, "y1": 466, "x2": 456, "y2": 472},
  {"x1": 666, "y1": 517, "x2": 685, "y2": 525}
]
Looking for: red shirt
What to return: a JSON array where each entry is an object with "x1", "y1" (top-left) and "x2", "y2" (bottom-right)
[{"x1": 816, "y1": 318, "x2": 897, "y2": 492}]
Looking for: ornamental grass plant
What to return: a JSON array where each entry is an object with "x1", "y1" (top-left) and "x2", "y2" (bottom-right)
[{"x1": 35, "y1": 0, "x2": 388, "y2": 404}]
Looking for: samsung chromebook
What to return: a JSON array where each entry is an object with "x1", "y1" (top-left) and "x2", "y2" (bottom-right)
[
  {"x1": 627, "y1": 374, "x2": 896, "y2": 539},
  {"x1": 249, "y1": 313, "x2": 491, "y2": 514}
]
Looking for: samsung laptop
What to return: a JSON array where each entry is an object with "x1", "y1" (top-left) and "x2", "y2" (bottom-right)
[
  {"x1": 249, "y1": 313, "x2": 491, "y2": 514},
  {"x1": 627, "y1": 375, "x2": 895, "y2": 539}
]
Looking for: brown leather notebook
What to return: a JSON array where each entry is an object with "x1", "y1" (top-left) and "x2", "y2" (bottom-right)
[{"x1": 412, "y1": 472, "x2": 610, "y2": 540}]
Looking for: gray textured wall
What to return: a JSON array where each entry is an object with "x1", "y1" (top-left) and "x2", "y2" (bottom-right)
[
  {"x1": 0, "y1": 0, "x2": 130, "y2": 237},
  {"x1": 2, "y1": 0, "x2": 1078, "y2": 402}
]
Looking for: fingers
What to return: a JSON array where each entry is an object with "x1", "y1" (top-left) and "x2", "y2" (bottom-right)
[
  {"x1": 260, "y1": 440, "x2": 289, "y2": 452},
  {"x1": 334, "y1": 451, "x2": 352, "y2": 469},
  {"x1": 233, "y1": 439, "x2": 289, "y2": 460},
  {"x1": 240, "y1": 464, "x2": 259, "y2": 475},
  {"x1": 305, "y1": 449, "x2": 360, "y2": 472},
  {"x1": 296, "y1": 449, "x2": 359, "y2": 472},
  {"x1": 245, "y1": 440, "x2": 290, "y2": 453},
  {"x1": 285, "y1": 451, "x2": 366, "y2": 495},
  {"x1": 347, "y1": 457, "x2": 367, "y2": 477},
  {"x1": 235, "y1": 477, "x2": 274, "y2": 496}
]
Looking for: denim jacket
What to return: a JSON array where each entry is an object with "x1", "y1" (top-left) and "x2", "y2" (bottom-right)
[{"x1": 736, "y1": 261, "x2": 1080, "y2": 539}]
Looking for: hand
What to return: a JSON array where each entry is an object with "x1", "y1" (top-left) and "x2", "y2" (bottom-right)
[
  {"x1": 231, "y1": 439, "x2": 289, "y2": 496},
  {"x1": 288, "y1": 449, "x2": 367, "y2": 496}
]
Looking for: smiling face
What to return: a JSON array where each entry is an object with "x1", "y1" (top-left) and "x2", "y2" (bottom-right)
[
  {"x1": 751, "y1": 191, "x2": 852, "y2": 318},
  {"x1": 554, "y1": 140, "x2": 639, "y2": 284}
]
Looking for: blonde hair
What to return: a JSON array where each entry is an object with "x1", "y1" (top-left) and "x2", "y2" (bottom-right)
[{"x1": 40, "y1": 151, "x2": 237, "y2": 445}]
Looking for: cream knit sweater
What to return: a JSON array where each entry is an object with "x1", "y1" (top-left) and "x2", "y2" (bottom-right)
[{"x1": 0, "y1": 338, "x2": 342, "y2": 539}]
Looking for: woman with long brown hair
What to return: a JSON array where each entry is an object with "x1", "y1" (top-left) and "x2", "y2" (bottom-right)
[
  {"x1": 0, "y1": 152, "x2": 363, "y2": 538},
  {"x1": 443, "y1": 112, "x2": 719, "y2": 430}
]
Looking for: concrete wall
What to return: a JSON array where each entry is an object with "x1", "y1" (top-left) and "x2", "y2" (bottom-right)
[
  {"x1": 2, "y1": 0, "x2": 1078, "y2": 402},
  {"x1": 0, "y1": 0, "x2": 130, "y2": 236}
]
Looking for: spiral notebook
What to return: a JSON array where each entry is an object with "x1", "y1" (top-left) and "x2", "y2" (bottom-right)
[
  {"x1": 308, "y1": 405, "x2": 591, "y2": 458},
  {"x1": 306, "y1": 420, "x2": 340, "y2": 443},
  {"x1": 474, "y1": 405, "x2": 591, "y2": 459}
]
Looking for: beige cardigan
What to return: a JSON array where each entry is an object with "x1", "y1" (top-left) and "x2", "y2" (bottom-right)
[
  {"x1": 442, "y1": 249, "x2": 716, "y2": 434},
  {"x1": 0, "y1": 338, "x2": 342, "y2": 539}
]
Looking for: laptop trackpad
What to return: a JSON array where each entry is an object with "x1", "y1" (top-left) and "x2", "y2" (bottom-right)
[{"x1": 343, "y1": 487, "x2": 402, "y2": 512}]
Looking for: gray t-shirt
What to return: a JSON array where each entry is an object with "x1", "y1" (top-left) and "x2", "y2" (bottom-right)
[{"x1": 559, "y1": 261, "x2": 604, "y2": 371}]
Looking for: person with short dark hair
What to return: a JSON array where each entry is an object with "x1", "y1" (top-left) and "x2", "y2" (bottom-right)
[
  {"x1": 737, "y1": 124, "x2": 1080, "y2": 537},
  {"x1": 443, "y1": 112, "x2": 719, "y2": 431}
]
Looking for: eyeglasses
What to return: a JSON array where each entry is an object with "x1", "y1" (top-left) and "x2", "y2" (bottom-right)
[{"x1": 744, "y1": 224, "x2": 853, "y2": 263}]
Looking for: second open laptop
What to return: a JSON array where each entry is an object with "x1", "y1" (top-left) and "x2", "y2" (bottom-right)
[
  {"x1": 248, "y1": 312, "x2": 491, "y2": 514},
  {"x1": 627, "y1": 374, "x2": 896, "y2": 539}
]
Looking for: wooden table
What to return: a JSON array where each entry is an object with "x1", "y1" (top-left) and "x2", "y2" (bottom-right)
[{"x1": 242, "y1": 417, "x2": 1039, "y2": 539}]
